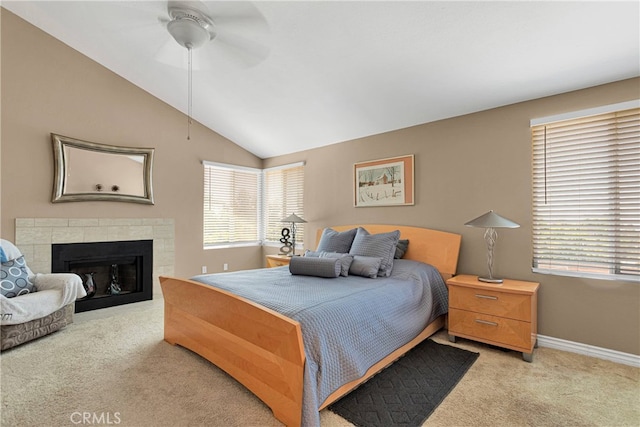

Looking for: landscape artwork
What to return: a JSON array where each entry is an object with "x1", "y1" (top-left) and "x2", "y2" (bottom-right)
[{"x1": 354, "y1": 155, "x2": 414, "y2": 207}]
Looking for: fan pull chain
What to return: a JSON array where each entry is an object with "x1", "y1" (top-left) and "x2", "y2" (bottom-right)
[{"x1": 187, "y1": 46, "x2": 193, "y2": 141}]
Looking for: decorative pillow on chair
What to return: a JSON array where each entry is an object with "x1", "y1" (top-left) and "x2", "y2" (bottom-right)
[
  {"x1": 349, "y1": 227, "x2": 400, "y2": 277},
  {"x1": 1, "y1": 256, "x2": 37, "y2": 298},
  {"x1": 316, "y1": 228, "x2": 358, "y2": 253}
]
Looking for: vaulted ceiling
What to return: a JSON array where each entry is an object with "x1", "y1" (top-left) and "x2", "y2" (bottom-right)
[{"x1": 3, "y1": 1, "x2": 639, "y2": 158}]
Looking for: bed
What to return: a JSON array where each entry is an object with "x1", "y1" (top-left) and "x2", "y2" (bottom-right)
[{"x1": 160, "y1": 224, "x2": 461, "y2": 426}]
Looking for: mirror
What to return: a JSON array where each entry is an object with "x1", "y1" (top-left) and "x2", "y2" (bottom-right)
[{"x1": 52, "y1": 134, "x2": 154, "y2": 204}]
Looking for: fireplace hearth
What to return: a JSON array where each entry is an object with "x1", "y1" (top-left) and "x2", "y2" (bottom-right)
[{"x1": 52, "y1": 240, "x2": 153, "y2": 313}]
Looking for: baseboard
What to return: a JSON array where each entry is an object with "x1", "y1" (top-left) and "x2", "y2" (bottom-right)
[{"x1": 537, "y1": 335, "x2": 640, "y2": 368}]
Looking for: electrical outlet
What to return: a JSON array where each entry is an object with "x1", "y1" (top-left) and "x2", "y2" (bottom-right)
[
  {"x1": 223, "y1": 263, "x2": 229, "y2": 271},
  {"x1": 202, "y1": 266, "x2": 207, "y2": 274}
]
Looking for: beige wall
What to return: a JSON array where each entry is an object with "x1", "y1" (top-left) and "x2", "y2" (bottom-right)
[
  {"x1": 1, "y1": 9, "x2": 262, "y2": 277},
  {"x1": 2, "y1": 9, "x2": 639, "y2": 355},
  {"x1": 265, "y1": 78, "x2": 640, "y2": 356}
]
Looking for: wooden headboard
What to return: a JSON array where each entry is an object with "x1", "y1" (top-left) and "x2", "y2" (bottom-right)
[{"x1": 316, "y1": 224, "x2": 462, "y2": 279}]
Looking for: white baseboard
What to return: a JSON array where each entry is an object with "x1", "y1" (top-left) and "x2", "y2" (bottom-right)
[{"x1": 537, "y1": 335, "x2": 640, "y2": 368}]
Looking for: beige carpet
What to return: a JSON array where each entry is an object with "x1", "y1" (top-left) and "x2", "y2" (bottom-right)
[{"x1": 1, "y1": 299, "x2": 638, "y2": 427}]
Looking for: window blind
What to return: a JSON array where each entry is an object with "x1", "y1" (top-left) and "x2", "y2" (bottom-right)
[
  {"x1": 203, "y1": 162, "x2": 261, "y2": 247},
  {"x1": 263, "y1": 163, "x2": 305, "y2": 244},
  {"x1": 531, "y1": 107, "x2": 639, "y2": 281}
]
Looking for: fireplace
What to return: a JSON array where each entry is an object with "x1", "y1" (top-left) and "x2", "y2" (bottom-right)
[{"x1": 51, "y1": 240, "x2": 153, "y2": 313}]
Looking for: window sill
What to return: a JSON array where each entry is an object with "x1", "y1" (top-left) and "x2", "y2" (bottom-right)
[{"x1": 532, "y1": 268, "x2": 639, "y2": 283}]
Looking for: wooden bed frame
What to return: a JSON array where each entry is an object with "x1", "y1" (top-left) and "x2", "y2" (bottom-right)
[{"x1": 160, "y1": 225, "x2": 461, "y2": 426}]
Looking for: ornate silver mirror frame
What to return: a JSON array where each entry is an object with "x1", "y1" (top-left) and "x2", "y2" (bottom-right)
[{"x1": 52, "y1": 134, "x2": 154, "y2": 204}]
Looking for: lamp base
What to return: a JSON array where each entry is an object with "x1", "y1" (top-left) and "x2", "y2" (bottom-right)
[{"x1": 478, "y1": 277, "x2": 503, "y2": 284}]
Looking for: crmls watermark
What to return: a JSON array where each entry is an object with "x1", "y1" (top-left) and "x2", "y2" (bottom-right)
[
  {"x1": 70, "y1": 412, "x2": 121, "y2": 425},
  {"x1": 1, "y1": 313, "x2": 13, "y2": 321}
]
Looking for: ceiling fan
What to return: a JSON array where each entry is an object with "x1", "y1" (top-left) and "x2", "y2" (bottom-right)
[
  {"x1": 156, "y1": 1, "x2": 270, "y2": 68},
  {"x1": 154, "y1": 1, "x2": 270, "y2": 138},
  {"x1": 164, "y1": 2, "x2": 216, "y2": 50}
]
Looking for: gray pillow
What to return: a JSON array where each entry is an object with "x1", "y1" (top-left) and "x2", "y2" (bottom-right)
[
  {"x1": 316, "y1": 228, "x2": 357, "y2": 253},
  {"x1": 395, "y1": 239, "x2": 410, "y2": 259},
  {"x1": 289, "y1": 256, "x2": 341, "y2": 278},
  {"x1": 304, "y1": 250, "x2": 353, "y2": 277},
  {"x1": 349, "y1": 227, "x2": 400, "y2": 277},
  {"x1": 1, "y1": 256, "x2": 37, "y2": 298},
  {"x1": 348, "y1": 255, "x2": 382, "y2": 278}
]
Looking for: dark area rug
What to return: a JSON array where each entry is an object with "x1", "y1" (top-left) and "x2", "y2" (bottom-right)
[{"x1": 328, "y1": 339, "x2": 479, "y2": 427}]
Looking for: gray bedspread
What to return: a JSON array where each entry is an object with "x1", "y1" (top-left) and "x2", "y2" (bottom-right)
[{"x1": 191, "y1": 259, "x2": 448, "y2": 426}]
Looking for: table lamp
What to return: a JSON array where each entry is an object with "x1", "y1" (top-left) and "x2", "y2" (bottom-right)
[
  {"x1": 281, "y1": 213, "x2": 306, "y2": 256},
  {"x1": 465, "y1": 210, "x2": 519, "y2": 283}
]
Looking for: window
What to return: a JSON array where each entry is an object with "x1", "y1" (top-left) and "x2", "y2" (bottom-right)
[
  {"x1": 263, "y1": 162, "x2": 305, "y2": 245},
  {"x1": 531, "y1": 102, "x2": 639, "y2": 281},
  {"x1": 203, "y1": 161, "x2": 305, "y2": 249},
  {"x1": 203, "y1": 162, "x2": 261, "y2": 248}
]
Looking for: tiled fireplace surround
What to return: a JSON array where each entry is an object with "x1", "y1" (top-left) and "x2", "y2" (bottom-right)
[{"x1": 15, "y1": 218, "x2": 174, "y2": 297}]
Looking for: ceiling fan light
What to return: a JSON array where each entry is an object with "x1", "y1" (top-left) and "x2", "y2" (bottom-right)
[{"x1": 167, "y1": 18, "x2": 209, "y2": 49}]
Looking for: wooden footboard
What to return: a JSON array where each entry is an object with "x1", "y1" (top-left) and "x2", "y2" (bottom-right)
[
  {"x1": 160, "y1": 276, "x2": 305, "y2": 427},
  {"x1": 161, "y1": 224, "x2": 460, "y2": 426}
]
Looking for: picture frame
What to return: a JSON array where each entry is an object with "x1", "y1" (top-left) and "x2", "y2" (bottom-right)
[{"x1": 354, "y1": 154, "x2": 414, "y2": 207}]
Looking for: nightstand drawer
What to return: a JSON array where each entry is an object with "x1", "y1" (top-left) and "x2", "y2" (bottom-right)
[
  {"x1": 449, "y1": 286, "x2": 532, "y2": 322},
  {"x1": 448, "y1": 308, "x2": 533, "y2": 351}
]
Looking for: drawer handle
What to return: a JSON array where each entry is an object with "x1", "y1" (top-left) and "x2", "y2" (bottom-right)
[
  {"x1": 475, "y1": 319, "x2": 498, "y2": 327},
  {"x1": 475, "y1": 294, "x2": 498, "y2": 300}
]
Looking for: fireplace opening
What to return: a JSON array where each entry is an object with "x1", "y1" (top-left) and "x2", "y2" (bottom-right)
[{"x1": 51, "y1": 240, "x2": 153, "y2": 313}]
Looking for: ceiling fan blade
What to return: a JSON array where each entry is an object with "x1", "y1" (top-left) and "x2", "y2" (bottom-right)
[
  {"x1": 87, "y1": 2, "x2": 172, "y2": 54},
  {"x1": 212, "y1": 31, "x2": 270, "y2": 67},
  {"x1": 204, "y1": 1, "x2": 268, "y2": 25},
  {"x1": 91, "y1": 1, "x2": 168, "y2": 30}
]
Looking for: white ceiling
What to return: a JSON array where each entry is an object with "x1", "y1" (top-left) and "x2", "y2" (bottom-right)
[{"x1": 3, "y1": 1, "x2": 639, "y2": 159}]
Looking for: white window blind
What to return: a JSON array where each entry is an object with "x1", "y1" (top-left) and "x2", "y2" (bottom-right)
[
  {"x1": 263, "y1": 163, "x2": 305, "y2": 244},
  {"x1": 531, "y1": 106, "x2": 640, "y2": 281},
  {"x1": 203, "y1": 162, "x2": 261, "y2": 247}
]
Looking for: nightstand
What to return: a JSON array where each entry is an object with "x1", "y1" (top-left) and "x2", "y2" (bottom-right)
[
  {"x1": 266, "y1": 254, "x2": 292, "y2": 268},
  {"x1": 446, "y1": 274, "x2": 539, "y2": 362}
]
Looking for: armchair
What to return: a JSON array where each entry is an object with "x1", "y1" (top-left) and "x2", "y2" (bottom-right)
[{"x1": 1, "y1": 239, "x2": 86, "y2": 350}]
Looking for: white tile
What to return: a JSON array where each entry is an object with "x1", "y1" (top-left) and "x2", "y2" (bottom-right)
[
  {"x1": 83, "y1": 227, "x2": 110, "y2": 242},
  {"x1": 35, "y1": 218, "x2": 69, "y2": 227},
  {"x1": 15, "y1": 218, "x2": 35, "y2": 228},
  {"x1": 70, "y1": 218, "x2": 100, "y2": 227},
  {"x1": 52, "y1": 227, "x2": 84, "y2": 243},
  {"x1": 153, "y1": 225, "x2": 174, "y2": 239}
]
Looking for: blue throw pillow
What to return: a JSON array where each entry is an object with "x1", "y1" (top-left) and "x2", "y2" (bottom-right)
[
  {"x1": 349, "y1": 228, "x2": 400, "y2": 277},
  {"x1": 316, "y1": 228, "x2": 358, "y2": 253},
  {"x1": 348, "y1": 255, "x2": 382, "y2": 278},
  {"x1": 289, "y1": 256, "x2": 341, "y2": 278},
  {"x1": 0, "y1": 247, "x2": 7, "y2": 263},
  {"x1": 304, "y1": 250, "x2": 354, "y2": 277},
  {"x1": 1, "y1": 256, "x2": 37, "y2": 298},
  {"x1": 395, "y1": 239, "x2": 410, "y2": 259}
]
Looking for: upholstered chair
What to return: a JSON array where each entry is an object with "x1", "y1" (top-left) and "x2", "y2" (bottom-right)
[{"x1": 0, "y1": 239, "x2": 86, "y2": 350}]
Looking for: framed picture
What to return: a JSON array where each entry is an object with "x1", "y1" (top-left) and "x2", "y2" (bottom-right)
[{"x1": 354, "y1": 154, "x2": 414, "y2": 207}]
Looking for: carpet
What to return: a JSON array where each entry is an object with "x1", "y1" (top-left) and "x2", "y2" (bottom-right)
[{"x1": 329, "y1": 339, "x2": 479, "y2": 427}]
